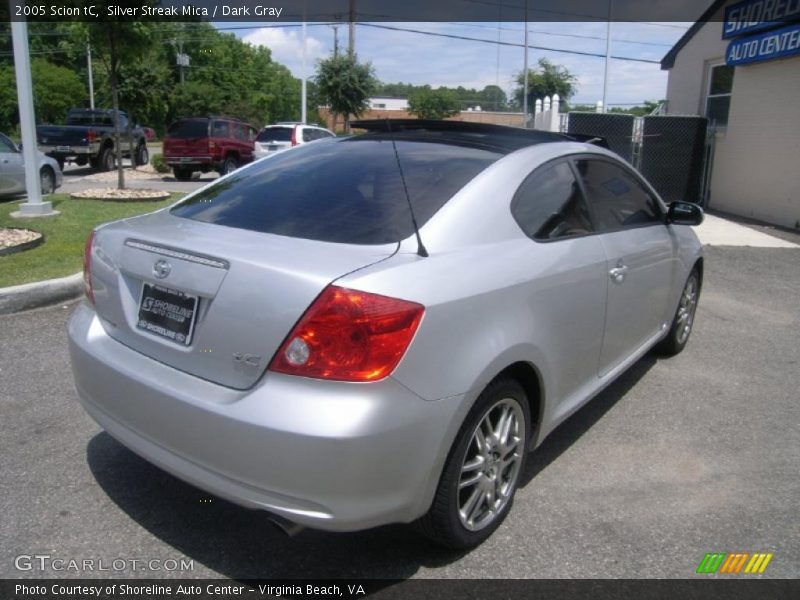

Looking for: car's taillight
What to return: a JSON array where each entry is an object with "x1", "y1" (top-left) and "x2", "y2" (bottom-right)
[
  {"x1": 209, "y1": 140, "x2": 216, "y2": 150},
  {"x1": 291, "y1": 126, "x2": 298, "y2": 146},
  {"x1": 269, "y1": 286, "x2": 424, "y2": 382},
  {"x1": 83, "y1": 230, "x2": 95, "y2": 305},
  {"x1": 86, "y1": 129, "x2": 97, "y2": 143}
]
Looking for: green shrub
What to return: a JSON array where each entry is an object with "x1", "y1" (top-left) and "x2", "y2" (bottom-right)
[{"x1": 151, "y1": 153, "x2": 170, "y2": 173}]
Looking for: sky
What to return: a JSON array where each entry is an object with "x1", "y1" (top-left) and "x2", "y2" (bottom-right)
[{"x1": 227, "y1": 21, "x2": 693, "y2": 107}]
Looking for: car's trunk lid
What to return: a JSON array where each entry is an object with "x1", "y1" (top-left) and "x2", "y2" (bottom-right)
[{"x1": 90, "y1": 211, "x2": 397, "y2": 390}]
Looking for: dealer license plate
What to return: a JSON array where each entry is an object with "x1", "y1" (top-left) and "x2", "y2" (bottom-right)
[{"x1": 136, "y1": 283, "x2": 198, "y2": 345}]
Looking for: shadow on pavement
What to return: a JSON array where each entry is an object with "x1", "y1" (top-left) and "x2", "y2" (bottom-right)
[{"x1": 86, "y1": 354, "x2": 657, "y2": 580}]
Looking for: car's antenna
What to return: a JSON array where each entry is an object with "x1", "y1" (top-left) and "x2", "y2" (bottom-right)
[{"x1": 386, "y1": 119, "x2": 428, "y2": 258}]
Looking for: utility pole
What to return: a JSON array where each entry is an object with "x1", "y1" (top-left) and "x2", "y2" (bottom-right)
[
  {"x1": 329, "y1": 23, "x2": 340, "y2": 58},
  {"x1": 301, "y1": 21, "x2": 307, "y2": 124},
  {"x1": 173, "y1": 38, "x2": 188, "y2": 85},
  {"x1": 522, "y1": 1, "x2": 529, "y2": 127},
  {"x1": 602, "y1": 1, "x2": 613, "y2": 113},
  {"x1": 348, "y1": 0, "x2": 355, "y2": 56},
  {"x1": 10, "y1": 15, "x2": 56, "y2": 217},
  {"x1": 86, "y1": 42, "x2": 95, "y2": 109}
]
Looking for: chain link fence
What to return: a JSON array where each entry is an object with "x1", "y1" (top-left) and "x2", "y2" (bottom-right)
[{"x1": 563, "y1": 113, "x2": 712, "y2": 205}]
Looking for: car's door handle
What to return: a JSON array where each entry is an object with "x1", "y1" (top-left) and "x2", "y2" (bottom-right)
[{"x1": 609, "y1": 263, "x2": 628, "y2": 284}]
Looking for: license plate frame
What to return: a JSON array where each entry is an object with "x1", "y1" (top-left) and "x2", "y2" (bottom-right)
[{"x1": 136, "y1": 283, "x2": 198, "y2": 346}]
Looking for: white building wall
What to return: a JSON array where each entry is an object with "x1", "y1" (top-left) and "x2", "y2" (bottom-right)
[
  {"x1": 665, "y1": 19, "x2": 727, "y2": 116},
  {"x1": 710, "y1": 57, "x2": 800, "y2": 228}
]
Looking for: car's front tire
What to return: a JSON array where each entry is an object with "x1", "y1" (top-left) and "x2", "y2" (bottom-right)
[
  {"x1": 39, "y1": 167, "x2": 55, "y2": 195},
  {"x1": 415, "y1": 377, "x2": 530, "y2": 549},
  {"x1": 655, "y1": 268, "x2": 701, "y2": 356}
]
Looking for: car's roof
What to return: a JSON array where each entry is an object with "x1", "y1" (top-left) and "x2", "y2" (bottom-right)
[{"x1": 352, "y1": 119, "x2": 603, "y2": 154}]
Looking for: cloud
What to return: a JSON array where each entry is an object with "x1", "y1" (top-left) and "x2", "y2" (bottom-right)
[{"x1": 243, "y1": 27, "x2": 325, "y2": 76}]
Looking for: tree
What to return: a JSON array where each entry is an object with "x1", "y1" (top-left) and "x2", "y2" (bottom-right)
[
  {"x1": 480, "y1": 85, "x2": 508, "y2": 111},
  {"x1": 408, "y1": 88, "x2": 461, "y2": 120},
  {"x1": 315, "y1": 54, "x2": 376, "y2": 133},
  {"x1": 514, "y1": 58, "x2": 578, "y2": 113},
  {"x1": 0, "y1": 59, "x2": 85, "y2": 133},
  {"x1": 86, "y1": 11, "x2": 157, "y2": 187}
]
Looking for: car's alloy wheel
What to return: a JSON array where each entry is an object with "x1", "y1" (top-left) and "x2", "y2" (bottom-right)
[
  {"x1": 415, "y1": 377, "x2": 530, "y2": 549},
  {"x1": 40, "y1": 168, "x2": 54, "y2": 195},
  {"x1": 221, "y1": 157, "x2": 237, "y2": 175},
  {"x1": 675, "y1": 274, "x2": 699, "y2": 345},
  {"x1": 655, "y1": 268, "x2": 701, "y2": 356},
  {"x1": 136, "y1": 144, "x2": 149, "y2": 167},
  {"x1": 458, "y1": 398, "x2": 526, "y2": 532}
]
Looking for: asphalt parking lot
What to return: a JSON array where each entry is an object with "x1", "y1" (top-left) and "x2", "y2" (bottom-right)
[
  {"x1": 58, "y1": 161, "x2": 216, "y2": 196},
  {"x1": 1, "y1": 243, "x2": 798, "y2": 580}
]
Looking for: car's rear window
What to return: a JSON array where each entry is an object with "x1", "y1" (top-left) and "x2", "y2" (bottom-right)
[
  {"x1": 167, "y1": 120, "x2": 209, "y2": 139},
  {"x1": 256, "y1": 127, "x2": 293, "y2": 142},
  {"x1": 170, "y1": 137, "x2": 502, "y2": 244}
]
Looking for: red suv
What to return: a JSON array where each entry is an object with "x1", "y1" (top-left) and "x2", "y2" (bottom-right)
[{"x1": 163, "y1": 117, "x2": 257, "y2": 181}]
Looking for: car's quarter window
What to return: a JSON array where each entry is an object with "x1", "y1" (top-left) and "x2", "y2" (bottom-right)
[
  {"x1": 171, "y1": 137, "x2": 502, "y2": 245},
  {"x1": 511, "y1": 160, "x2": 593, "y2": 241},
  {"x1": 0, "y1": 134, "x2": 16, "y2": 153},
  {"x1": 574, "y1": 158, "x2": 662, "y2": 231},
  {"x1": 302, "y1": 129, "x2": 314, "y2": 142},
  {"x1": 211, "y1": 120, "x2": 229, "y2": 138}
]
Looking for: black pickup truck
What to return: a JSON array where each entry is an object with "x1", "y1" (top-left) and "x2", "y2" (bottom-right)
[{"x1": 37, "y1": 108, "x2": 149, "y2": 171}]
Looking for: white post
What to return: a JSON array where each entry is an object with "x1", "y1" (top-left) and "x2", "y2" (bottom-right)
[
  {"x1": 10, "y1": 13, "x2": 57, "y2": 217},
  {"x1": 87, "y1": 42, "x2": 95, "y2": 109},
  {"x1": 543, "y1": 95, "x2": 551, "y2": 112},
  {"x1": 534, "y1": 98, "x2": 542, "y2": 114},
  {"x1": 301, "y1": 21, "x2": 307, "y2": 123},
  {"x1": 596, "y1": 100, "x2": 603, "y2": 113},
  {"x1": 548, "y1": 93, "x2": 560, "y2": 132}
]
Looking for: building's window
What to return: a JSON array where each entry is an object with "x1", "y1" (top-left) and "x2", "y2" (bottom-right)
[
  {"x1": 705, "y1": 64, "x2": 734, "y2": 127},
  {"x1": 373, "y1": 103, "x2": 386, "y2": 109}
]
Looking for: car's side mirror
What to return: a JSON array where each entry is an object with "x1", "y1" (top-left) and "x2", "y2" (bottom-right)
[{"x1": 667, "y1": 201, "x2": 704, "y2": 226}]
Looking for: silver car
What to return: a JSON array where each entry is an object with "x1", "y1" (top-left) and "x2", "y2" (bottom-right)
[
  {"x1": 253, "y1": 123, "x2": 336, "y2": 160},
  {"x1": 68, "y1": 120, "x2": 703, "y2": 549},
  {"x1": 0, "y1": 132, "x2": 62, "y2": 197}
]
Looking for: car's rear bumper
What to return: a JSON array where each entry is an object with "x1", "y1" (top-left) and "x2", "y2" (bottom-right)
[
  {"x1": 39, "y1": 144, "x2": 99, "y2": 156},
  {"x1": 164, "y1": 156, "x2": 214, "y2": 168},
  {"x1": 67, "y1": 303, "x2": 462, "y2": 531}
]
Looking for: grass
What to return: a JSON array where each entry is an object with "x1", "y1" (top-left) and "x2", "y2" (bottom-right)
[{"x1": 0, "y1": 193, "x2": 181, "y2": 288}]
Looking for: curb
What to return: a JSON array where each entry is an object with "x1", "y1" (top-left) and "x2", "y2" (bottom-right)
[{"x1": 0, "y1": 272, "x2": 83, "y2": 315}]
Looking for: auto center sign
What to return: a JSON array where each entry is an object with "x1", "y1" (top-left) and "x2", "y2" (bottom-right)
[{"x1": 723, "y1": 0, "x2": 800, "y2": 64}]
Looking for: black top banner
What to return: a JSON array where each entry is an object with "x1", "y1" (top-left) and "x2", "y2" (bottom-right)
[{"x1": 1, "y1": 0, "x2": 777, "y2": 23}]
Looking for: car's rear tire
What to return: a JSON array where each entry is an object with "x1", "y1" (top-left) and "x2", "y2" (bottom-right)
[
  {"x1": 173, "y1": 167, "x2": 193, "y2": 181},
  {"x1": 655, "y1": 268, "x2": 701, "y2": 356},
  {"x1": 219, "y1": 156, "x2": 237, "y2": 176},
  {"x1": 415, "y1": 377, "x2": 530, "y2": 550},
  {"x1": 39, "y1": 167, "x2": 55, "y2": 195}
]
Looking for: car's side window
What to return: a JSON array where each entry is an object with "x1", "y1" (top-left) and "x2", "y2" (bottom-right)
[
  {"x1": 512, "y1": 160, "x2": 594, "y2": 241},
  {"x1": 303, "y1": 129, "x2": 314, "y2": 142},
  {"x1": 574, "y1": 158, "x2": 662, "y2": 231}
]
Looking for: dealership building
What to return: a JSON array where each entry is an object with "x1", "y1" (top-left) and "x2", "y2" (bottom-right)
[{"x1": 661, "y1": 0, "x2": 800, "y2": 229}]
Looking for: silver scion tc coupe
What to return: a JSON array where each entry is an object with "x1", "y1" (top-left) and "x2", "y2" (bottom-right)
[{"x1": 68, "y1": 120, "x2": 703, "y2": 549}]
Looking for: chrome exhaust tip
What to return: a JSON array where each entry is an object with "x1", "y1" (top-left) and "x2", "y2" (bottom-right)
[{"x1": 267, "y1": 514, "x2": 305, "y2": 537}]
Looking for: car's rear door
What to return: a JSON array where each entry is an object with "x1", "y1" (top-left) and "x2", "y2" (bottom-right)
[{"x1": 573, "y1": 156, "x2": 676, "y2": 375}]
